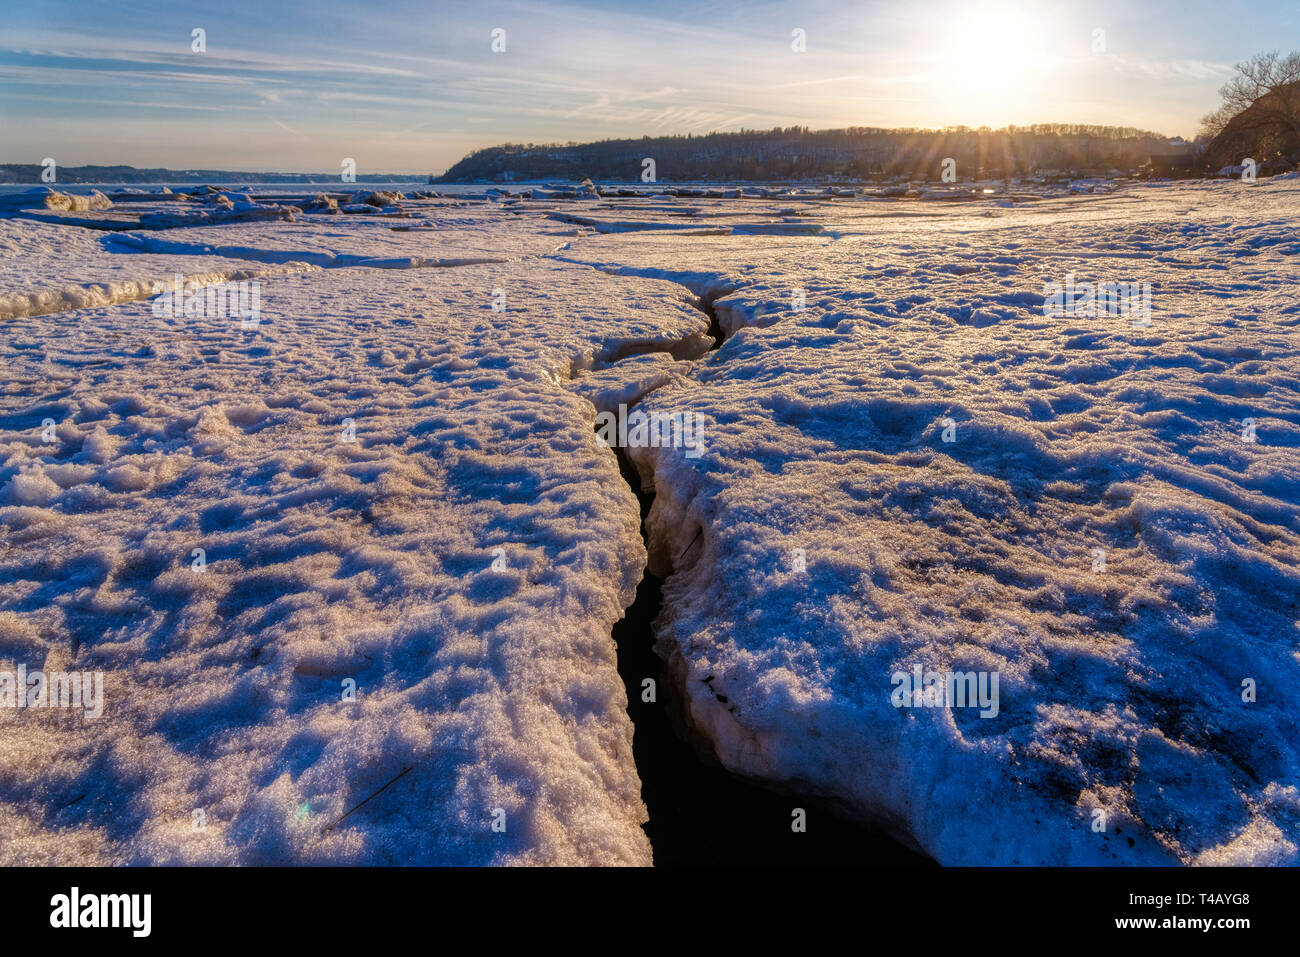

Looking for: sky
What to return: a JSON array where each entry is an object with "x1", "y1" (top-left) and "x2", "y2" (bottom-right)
[{"x1": 1, "y1": 0, "x2": 1295, "y2": 173}]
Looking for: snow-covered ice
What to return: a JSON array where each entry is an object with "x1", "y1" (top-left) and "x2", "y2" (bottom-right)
[
  {"x1": 609, "y1": 178, "x2": 1300, "y2": 865},
  {"x1": 1, "y1": 178, "x2": 1297, "y2": 865},
  {"x1": 0, "y1": 236, "x2": 709, "y2": 864},
  {"x1": 0, "y1": 217, "x2": 321, "y2": 320}
]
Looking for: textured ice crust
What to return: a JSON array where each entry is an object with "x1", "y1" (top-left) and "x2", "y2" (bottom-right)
[
  {"x1": 622, "y1": 178, "x2": 1300, "y2": 865},
  {"x1": 2, "y1": 178, "x2": 1298, "y2": 866},
  {"x1": 0, "y1": 244, "x2": 713, "y2": 864},
  {"x1": 0, "y1": 218, "x2": 324, "y2": 320}
]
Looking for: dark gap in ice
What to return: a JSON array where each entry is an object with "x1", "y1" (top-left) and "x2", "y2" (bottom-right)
[
  {"x1": 598, "y1": 335, "x2": 708, "y2": 367},
  {"x1": 608, "y1": 445, "x2": 936, "y2": 868},
  {"x1": 696, "y1": 292, "x2": 727, "y2": 351}
]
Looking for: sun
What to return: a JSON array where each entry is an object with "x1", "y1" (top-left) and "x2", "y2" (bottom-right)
[{"x1": 935, "y1": 4, "x2": 1052, "y2": 120}]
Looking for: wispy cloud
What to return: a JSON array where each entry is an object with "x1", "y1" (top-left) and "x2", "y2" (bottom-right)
[
  {"x1": 1104, "y1": 55, "x2": 1236, "y2": 80},
  {"x1": 0, "y1": 0, "x2": 1283, "y2": 169}
]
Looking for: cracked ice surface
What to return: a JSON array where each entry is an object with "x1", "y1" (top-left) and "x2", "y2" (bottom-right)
[
  {"x1": 607, "y1": 178, "x2": 1300, "y2": 865},
  {"x1": 0, "y1": 249, "x2": 711, "y2": 864},
  {"x1": 2, "y1": 177, "x2": 1298, "y2": 867},
  {"x1": 0, "y1": 218, "x2": 322, "y2": 320}
]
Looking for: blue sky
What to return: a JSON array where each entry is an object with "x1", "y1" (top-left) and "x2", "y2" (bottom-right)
[{"x1": 1, "y1": 0, "x2": 1295, "y2": 172}]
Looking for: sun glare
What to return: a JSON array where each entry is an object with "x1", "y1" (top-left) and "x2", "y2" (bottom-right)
[{"x1": 936, "y1": 4, "x2": 1052, "y2": 123}]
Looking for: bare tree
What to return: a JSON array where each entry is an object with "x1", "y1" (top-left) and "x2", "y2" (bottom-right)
[
  {"x1": 1198, "y1": 104, "x2": 1234, "y2": 142},
  {"x1": 1209, "y1": 51, "x2": 1300, "y2": 143}
]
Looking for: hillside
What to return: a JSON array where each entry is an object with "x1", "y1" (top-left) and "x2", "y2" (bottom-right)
[
  {"x1": 437, "y1": 125, "x2": 1179, "y2": 183},
  {"x1": 1203, "y1": 80, "x2": 1300, "y2": 172}
]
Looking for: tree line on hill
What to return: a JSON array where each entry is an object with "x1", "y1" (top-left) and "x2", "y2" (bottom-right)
[{"x1": 437, "y1": 125, "x2": 1179, "y2": 183}]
